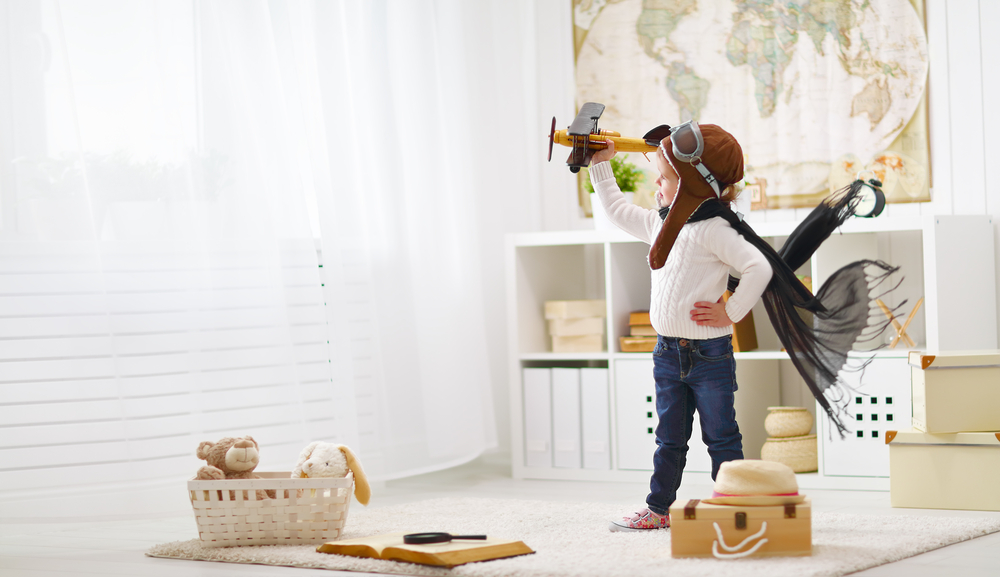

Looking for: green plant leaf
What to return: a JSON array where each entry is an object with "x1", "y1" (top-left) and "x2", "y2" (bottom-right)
[{"x1": 583, "y1": 154, "x2": 645, "y2": 194}]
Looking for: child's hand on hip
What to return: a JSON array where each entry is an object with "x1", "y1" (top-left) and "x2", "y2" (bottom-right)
[
  {"x1": 591, "y1": 139, "x2": 616, "y2": 164},
  {"x1": 691, "y1": 297, "x2": 733, "y2": 327}
]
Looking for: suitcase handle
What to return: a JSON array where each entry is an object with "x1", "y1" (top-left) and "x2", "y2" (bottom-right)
[{"x1": 711, "y1": 521, "x2": 769, "y2": 559}]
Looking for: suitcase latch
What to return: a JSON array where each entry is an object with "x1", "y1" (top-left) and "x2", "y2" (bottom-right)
[
  {"x1": 735, "y1": 511, "x2": 747, "y2": 529},
  {"x1": 784, "y1": 503, "x2": 797, "y2": 518},
  {"x1": 684, "y1": 499, "x2": 700, "y2": 520}
]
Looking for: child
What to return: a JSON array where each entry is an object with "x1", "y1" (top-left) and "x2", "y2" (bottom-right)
[{"x1": 589, "y1": 123, "x2": 772, "y2": 532}]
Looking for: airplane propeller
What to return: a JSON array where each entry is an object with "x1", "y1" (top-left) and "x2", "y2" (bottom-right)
[{"x1": 548, "y1": 117, "x2": 556, "y2": 162}]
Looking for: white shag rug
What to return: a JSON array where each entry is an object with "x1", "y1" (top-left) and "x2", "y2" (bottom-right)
[{"x1": 147, "y1": 497, "x2": 1000, "y2": 577}]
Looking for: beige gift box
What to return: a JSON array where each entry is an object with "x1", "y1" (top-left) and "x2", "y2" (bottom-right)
[
  {"x1": 909, "y1": 350, "x2": 1000, "y2": 433},
  {"x1": 887, "y1": 430, "x2": 1000, "y2": 511}
]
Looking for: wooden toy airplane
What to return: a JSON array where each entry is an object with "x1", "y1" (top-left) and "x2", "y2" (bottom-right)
[{"x1": 548, "y1": 102, "x2": 664, "y2": 172}]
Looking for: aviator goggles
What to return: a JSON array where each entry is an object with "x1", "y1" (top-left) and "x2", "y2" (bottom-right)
[{"x1": 658, "y1": 120, "x2": 722, "y2": 198}]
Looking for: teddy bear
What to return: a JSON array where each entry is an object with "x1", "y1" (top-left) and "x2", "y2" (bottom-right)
[
  {"x1": 292, "y1": 442, "x2": 371, "y2": 505},
  {"x1": 195, "y1": 435, "x2": 275, "y2": 500}
]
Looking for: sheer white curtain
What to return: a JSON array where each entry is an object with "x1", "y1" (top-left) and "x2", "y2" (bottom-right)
[
  {"x1": 280, "y1": 0, "x2": 521, "y2": 479},
  {"x1": 1, "y1": 0, "x2": 337, "y2": 518},
  {"x1": 1, "y1": 0, "x2": 529, "y2": 517}
]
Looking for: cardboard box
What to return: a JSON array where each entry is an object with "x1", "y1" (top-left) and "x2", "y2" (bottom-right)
[
  {"x1": 887, "y1": 430, "x2": 1000, "y2": 511},
  {"x1": 547, "y1": 317, "x2": 605, "y2": 336},
  {"x1": 909, "y1": 350, "x2": 1000, "y2": 433},
  {"x1": 551, "y1": 334, "x2": 603, "y2": 353},
  {"x1": 544, "y1": 300, "x2": 606, "y2": 320},
  {"x1": 668, "y1": 498, "x2": 811, "y2": 558}
]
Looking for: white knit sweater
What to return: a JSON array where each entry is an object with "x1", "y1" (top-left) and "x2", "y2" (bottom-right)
[{"x1": 591, "y1": 161, "x2": 771, "y2": 340}]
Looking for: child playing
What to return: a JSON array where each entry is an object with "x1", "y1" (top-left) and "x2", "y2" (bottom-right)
[{"x1": 589, "y1": 123, "x2": 772, "y2": 532}]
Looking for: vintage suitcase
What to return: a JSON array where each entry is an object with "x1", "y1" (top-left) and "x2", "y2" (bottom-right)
[
  {"x1": 909, "y1": 350, "x2": 1000, "y2": 433},
  {"x1": 887, "y1": 430, "x2": 1000, "y2": 511},
  {"x1": 668, "y1": 498, "x2": 812, "y2": 558}
]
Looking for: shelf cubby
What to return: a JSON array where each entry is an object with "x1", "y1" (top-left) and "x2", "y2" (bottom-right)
[{"x1": 506, "y1": 215, "x2": 996, "y2": 490}]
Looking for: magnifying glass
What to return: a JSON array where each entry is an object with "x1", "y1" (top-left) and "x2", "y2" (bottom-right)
[{"x1": 403, "y1": 532, "x2": 488, "y2": 545}]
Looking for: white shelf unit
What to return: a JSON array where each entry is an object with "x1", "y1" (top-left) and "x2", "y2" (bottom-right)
[{"x1": 506, "y1": 215, "x2": 996, "y2": 490}]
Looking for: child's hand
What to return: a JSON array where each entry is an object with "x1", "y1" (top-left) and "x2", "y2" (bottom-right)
[
  {"x1": 690, "y1": 297, "x2": 733, "y2": 327},
  {"x1": 591, "y1": 138, "x2": 616, "y2": 164}
]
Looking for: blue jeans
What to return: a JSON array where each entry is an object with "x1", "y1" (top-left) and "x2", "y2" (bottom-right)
[{"x1": 646, "y1": 334, "x2": 743, "y2": 515}]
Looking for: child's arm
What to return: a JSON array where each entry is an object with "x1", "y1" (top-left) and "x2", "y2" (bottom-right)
[
  {"x1": 590, "y1": 140, "x2": 661, "y2": 241},
  {"x1": 692, "y1": 220, "x2": 772, "y2": 327}
]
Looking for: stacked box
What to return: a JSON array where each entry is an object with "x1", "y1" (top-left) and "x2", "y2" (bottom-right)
[
  {"x1": 887, "y1": 350, "x2": 1000, "y2": 511},
  {"x1": 908, "y1": 350, "x2": 1000, "y2": 433},
  {"x1": 544, "y1": 300, "x2": 605, "y2": 353},
  {"x1": 886, "y1": 431, "x2": 1000, "y2": 511}
]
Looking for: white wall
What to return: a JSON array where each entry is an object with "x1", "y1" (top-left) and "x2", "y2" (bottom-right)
[
  {"x1": 928, "y1": 0, "x2": 1000, "y2": 335},
  {"x1": 491, "y1": 0, "x2": 1000, "y2": 458}
]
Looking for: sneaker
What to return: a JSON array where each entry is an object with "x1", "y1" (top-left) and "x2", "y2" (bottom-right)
[{"x1": 608, "y1": 507, "x2": 670, "y2": 532}]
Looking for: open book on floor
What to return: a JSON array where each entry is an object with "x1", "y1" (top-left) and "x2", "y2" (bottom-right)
[{"x1": 316, "y1": 532, "x2": 534, "y2": 568}]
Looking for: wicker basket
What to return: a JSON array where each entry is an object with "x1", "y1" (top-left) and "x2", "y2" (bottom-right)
[
  {"x1": 763, "y1": 406, "x2": 814, "y2": 438},
  {"x1": 188, "y1": 471, "x2": 353, "y2": 547},
  {"x1": 761, "y1": 434, "x2": 818, "y2": 473}
]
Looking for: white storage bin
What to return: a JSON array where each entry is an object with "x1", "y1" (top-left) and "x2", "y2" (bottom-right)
[{"x1": 821, "y1": 357, "x2": 911, "y2": 477}]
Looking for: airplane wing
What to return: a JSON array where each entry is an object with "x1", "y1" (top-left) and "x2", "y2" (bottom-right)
[{"x1": 568, "y1": 102, "x2": 605, "y2": 136}]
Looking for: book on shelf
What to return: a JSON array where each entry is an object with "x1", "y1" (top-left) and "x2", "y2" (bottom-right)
[
  {"x1": 629, "y1": 324, "x2": 657, "y2": 336},
  {"x1": 622, "y1": 306, "x2": 755, "y2": 351},
  {"x1": 722, "y1": 291, "x2": 758, "y2": 352},
  {"x1": 628, "y1": 311, "x2": 651, "y2": 325},
  {"x1": 627, "y1": 310, "x2": 657, "y2": 338},
  {"x1": 544, "y1": 300, "x2": 606, "y2": 320},
  {"x1": 316, "y1": 532, "x2": 534, "y2": 568},
  {"x1": 619, "y1": 336, "x2": 657, "y2": 352}
]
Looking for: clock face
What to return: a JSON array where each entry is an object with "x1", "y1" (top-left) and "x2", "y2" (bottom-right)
[
  {"x1": 854, "y1": 182, "x2": 885, "y2": 218},
  {"x1": 856, "y1": 190, "x2": 877, "y2": 216}
]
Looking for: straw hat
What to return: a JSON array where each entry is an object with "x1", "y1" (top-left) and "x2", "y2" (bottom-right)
[{"x1": 701, "y1": 459, "x2": 806, "y2": 506}]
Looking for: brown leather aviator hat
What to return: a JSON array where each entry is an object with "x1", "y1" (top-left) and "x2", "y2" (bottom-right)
[{"x1": 649, "y1": 122, "x2": 744, "y2": 269}]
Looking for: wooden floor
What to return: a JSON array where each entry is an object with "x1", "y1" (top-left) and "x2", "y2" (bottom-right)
[{"x1": 3, "y1": 455, "x2": 1000, "y2": 576}]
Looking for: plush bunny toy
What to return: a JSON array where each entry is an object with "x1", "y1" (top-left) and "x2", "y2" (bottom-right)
[{"x1": 292, "y1": 442, "x2": 371, "y2": 506}]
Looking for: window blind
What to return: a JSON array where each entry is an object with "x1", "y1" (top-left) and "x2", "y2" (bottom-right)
[{"x1": 0, "y1": 238, "x2": 340, "y2": 517}]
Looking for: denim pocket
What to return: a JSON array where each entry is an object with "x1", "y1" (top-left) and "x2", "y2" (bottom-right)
[
  {"x1": 652, "y1": 340, "x2": 665, "y2": 356},
  {"x1": 693, "y1": 336, "x2": 732, "y2": 362}
]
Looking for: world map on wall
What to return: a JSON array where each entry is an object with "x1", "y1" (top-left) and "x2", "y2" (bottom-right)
[{"x1": 573, "y1": 0, "x2": 930, "y2": 207}]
